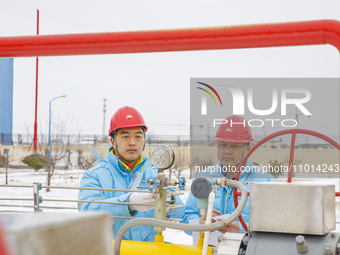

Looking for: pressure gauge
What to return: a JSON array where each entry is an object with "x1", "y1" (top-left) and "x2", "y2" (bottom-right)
[
  {"x1": 191, "y1": 177, "x2": 213, "y2": 199},
  {"x1": 150, "y1": 145, "x2": 174, "y2": 170}
]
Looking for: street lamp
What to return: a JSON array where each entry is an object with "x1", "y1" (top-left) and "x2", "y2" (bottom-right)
[{"x1": 48, "y1": 95, "x2": 67, "y2": 160}]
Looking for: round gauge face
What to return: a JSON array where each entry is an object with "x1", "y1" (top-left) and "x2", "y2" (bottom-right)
[
  {"x1": 150, "y1": 146, "x2": 174, "y2": 170},
  {"x1": 191, "y1": 178, "x2": 212, "y2": 199}
]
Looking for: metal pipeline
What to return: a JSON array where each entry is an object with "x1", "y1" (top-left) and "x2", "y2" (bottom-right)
[
  {"x1": 1, "y1": 20, "x2": 340, "y2": 57},
  {"x1": 113, "y1": 179, "x2": 248, "y2": 255},
  {"x1": 202, "y1": 192, "x2": 215, "y2": 255}
]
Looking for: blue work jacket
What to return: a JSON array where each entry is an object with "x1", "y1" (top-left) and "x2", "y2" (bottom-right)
[
  {"x1": 182, "y1": 160, "x2": 275, "y2": 233},
  {"x1": 78, "y1": 147, "x2": 185, "y2": 242}
]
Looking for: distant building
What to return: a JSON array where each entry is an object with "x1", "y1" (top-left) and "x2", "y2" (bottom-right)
[
  {"x1": 0, "y1": 58, "x2": 14, "y2": 145},
  {"x1": 295, "y1": 143, "x2": 335, "y2": 149}
]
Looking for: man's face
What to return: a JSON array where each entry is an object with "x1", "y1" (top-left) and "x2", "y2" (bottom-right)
[
  {"x1": 218, "y1": 142, "x2": 250, "y2": 167},
  {"x1": 111, "y1": 127, "x2": 145, "y2": 162}
]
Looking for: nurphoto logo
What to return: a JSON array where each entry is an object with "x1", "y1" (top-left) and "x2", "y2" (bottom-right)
[{"x1": 197, "y1": 82, "x2": 312, "y2": 128}]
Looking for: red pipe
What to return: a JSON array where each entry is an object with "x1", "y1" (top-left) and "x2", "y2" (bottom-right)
[
  {"x1": 0, "y1": 20, "x2": 340, "y2": 57},
  {"x1": 287, "y1": 131, "x2": 296, "y2": 183},
  {"x1": 33, "y1": 9, "x2": 39, "y2": 153}
]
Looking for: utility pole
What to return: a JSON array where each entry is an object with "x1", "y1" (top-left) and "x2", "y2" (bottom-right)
[
  {"x1": 291, "y1": 107, "x2": 311, "y2": 128},
  {"x1": 189, "y1": 119, "x2": 203, "y2": 143},
  {"x1": 102, "y1": 98, "x2": 107, "y2": 137}
]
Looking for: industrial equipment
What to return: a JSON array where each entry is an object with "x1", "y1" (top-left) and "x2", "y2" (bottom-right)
[
  {"x1": 215, "y1": 182, "x2": 337, "y2": 255},
  {"x1": 113, "y1": 130, "x2": 339, "y2": 255},
  {"x1": 1, "y1": 18, "x2": 340, "y2": 255}
]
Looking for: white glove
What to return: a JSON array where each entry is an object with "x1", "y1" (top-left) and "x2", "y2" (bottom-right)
[{"x1": 128, "y1": 193, "x2": 155, "y2": 212}]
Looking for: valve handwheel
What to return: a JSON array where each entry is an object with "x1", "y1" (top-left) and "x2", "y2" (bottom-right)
[{"x1": 233, "y1": 129, "x2": 340, "y2": 232}]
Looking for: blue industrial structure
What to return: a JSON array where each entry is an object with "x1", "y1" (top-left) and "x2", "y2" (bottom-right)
[{"x1": 0, "y1": 58, "x2": 14, "y2": 145}]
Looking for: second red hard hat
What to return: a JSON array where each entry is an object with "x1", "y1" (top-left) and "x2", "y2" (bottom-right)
[{"x1": 214, "y1": 115, "x2": 253, "y2": 143}]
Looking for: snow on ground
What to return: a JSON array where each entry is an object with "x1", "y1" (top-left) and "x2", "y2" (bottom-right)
[
  {"x1": 0, "y1": 169, "x2": 83, "y2": 212},
  {"x1": 0, "y1": 168, "x2": 193, "y2": 245},
  {"x1": 0, "y1": 169, "x2": 339, "y2": 244}
]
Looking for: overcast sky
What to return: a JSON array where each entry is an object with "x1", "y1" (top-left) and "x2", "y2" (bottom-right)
[{"x1": 1, "y1": 0, "x2": 340, "y2": 137}]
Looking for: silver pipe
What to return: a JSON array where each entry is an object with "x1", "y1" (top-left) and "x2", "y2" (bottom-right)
[
  {"x1": 113, "y1": 179, "x2": 248, "y2": 255},
  {"x1": 0, "y1": 204, "x2": 33, "y2": 208},
  {"x1": 0, "y1": 210, "x2": 31, "y2": 213},
  {"x1": 168, "y1": 205, "x2": 184, "y2": 209},
  {"x1": 41, "y1": 198, "x2": 155, "y2": 206},
  {"x1": 0, "y1": 184, "x2": 152, "y2": 193},
  {"x1": 41, "y1": 185, "x2": 152, "y2": 193},
  {"x1": 40, "y1": 206, "x2": 77, "y2": 210},
  {"x1": 170, "y1": 192, "x2": 184, "y2": 196},
  {"x1": 0, "y1": 185, "x2": 33, "y2": 188},
  {"x1": 0, "y1": 198, "x2": 34, "y2": 201},
  {"x1": 111, "y1": 216, "x2": 182, "y2": 222}
]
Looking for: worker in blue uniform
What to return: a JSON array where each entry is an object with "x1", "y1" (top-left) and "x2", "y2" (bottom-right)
[
  {"x1": 183, "y1": 115, "x2": 275, "y2": 233},
  {"x1": 78, "y1": 106, "x2": 184, "y2": 241}
]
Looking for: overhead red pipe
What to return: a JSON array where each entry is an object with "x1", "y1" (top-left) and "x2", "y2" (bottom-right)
[{"x1": 0, "y1": 19, "x2": 340, "y2": 57}]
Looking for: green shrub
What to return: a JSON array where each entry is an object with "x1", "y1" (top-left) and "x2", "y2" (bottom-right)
[
  {"x1": 0, "y1": 155, "x2": 6, "y2": 168},
  {"x1": 22, "y1": 154, "x2": 47, "y2": 171}
]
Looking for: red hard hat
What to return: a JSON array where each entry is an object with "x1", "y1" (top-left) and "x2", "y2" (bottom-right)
[
  {"x1": 214, "y1": 115, "x2": 253, "y2": 143},
  {"x1": 108, "y1": 106, "x2": 148, "y2": 135}
]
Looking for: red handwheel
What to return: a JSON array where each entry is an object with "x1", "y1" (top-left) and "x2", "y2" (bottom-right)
[{"x1": 233, "y1": 129, "x2": 340, "y2": 232}]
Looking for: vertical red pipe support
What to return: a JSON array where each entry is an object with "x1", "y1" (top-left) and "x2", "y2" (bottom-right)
[
  {"x1": 287, "y1": 131, "x2": 297, "y2": 183},
  {"x1": 33, "y1": 9, "x2": 39, "y2": 153}
]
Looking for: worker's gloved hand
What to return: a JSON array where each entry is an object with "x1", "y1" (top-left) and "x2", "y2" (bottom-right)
[
  {"x1": 216, "y1": 220, "x2": 240, "y2": 234},
  {"x1": 128, "y1": 193, "x2": 155, "y2": 211}
]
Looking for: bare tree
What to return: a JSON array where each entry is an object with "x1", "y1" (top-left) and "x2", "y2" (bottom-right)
[
  {"x1": 0, "y1": 145, "x2": 16, "y2": 184},
  {"x1": 79, "y1": 153, "x2": 98, "y2": 170},
  {"x1": 42, "y1": 116, "x2": 74, "y2": 191},
  {"x1": 168, "y1": 148, "x2": 190, "y2": 181},
  {"x1": 190, "y1": 154, "x2": 216, "y2": 178},
  {"x1": 0, "y1": 146, "x2": 8, "y2": 184},
  {"x1": 267, "y1": 158, "x2": 302, "y2": 179}
]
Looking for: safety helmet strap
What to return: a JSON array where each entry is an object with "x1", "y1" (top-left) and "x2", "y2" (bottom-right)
[{"x1": 112, "y1": 128, "x2": 146, "y2": 169}]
